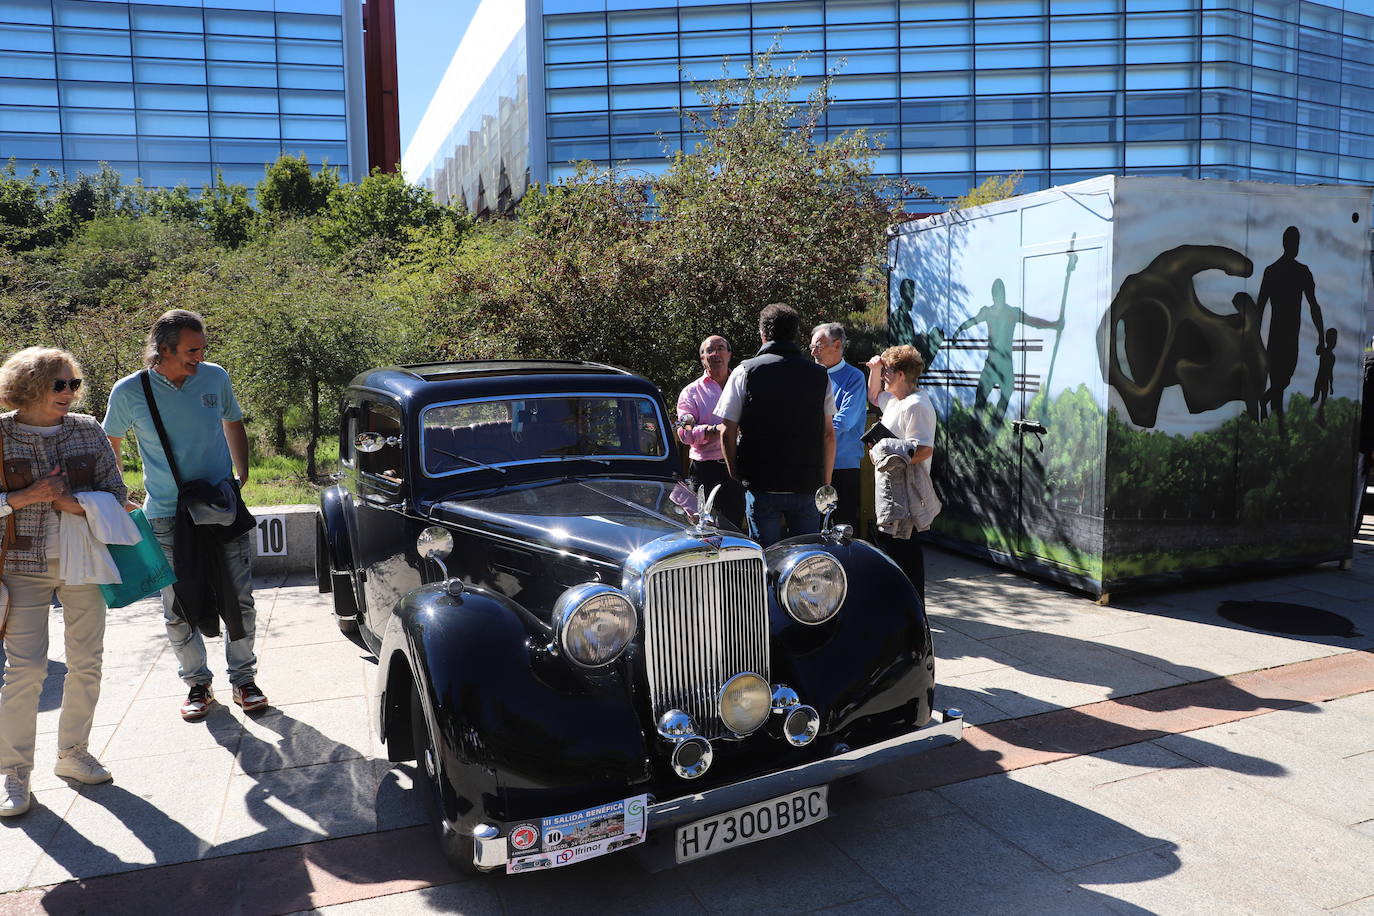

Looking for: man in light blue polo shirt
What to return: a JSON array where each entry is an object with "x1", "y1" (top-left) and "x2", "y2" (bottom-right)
[
  {"x1": 104, "y1": 310, "x2": 268, "y2": 721},
  {"x1": 810, "y1": 322, "x2": 868, "y2": 530}
]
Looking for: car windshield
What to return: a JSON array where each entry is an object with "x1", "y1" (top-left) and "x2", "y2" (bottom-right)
[{"x1": 422, "y1": 394, "x2": 668, "y2": 476}]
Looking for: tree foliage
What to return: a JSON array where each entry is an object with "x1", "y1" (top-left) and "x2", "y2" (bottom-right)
[{"x1": 954, "y1": 171, "x2": 1024, "y2": 210}]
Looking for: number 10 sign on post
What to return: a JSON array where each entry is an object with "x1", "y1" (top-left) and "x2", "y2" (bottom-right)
[{"x1": 256, "y1": 514, "x2": 287, "y2": 557}]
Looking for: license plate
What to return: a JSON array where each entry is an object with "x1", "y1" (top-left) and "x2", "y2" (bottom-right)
[{"x1": 675, "y1": 786, "x2": 828, "y2": 864}]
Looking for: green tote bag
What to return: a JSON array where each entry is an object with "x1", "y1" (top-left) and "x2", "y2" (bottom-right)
[{"x1": 99, "y1": 508, "x2": 177, "y2": 609}]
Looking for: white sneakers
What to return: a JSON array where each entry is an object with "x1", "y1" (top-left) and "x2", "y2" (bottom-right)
[
  {"x1": 54, "y1": 745, "x2": 112, "y2": 785},
  {"x1": 0, "y1": 772, "x2": 30, "y2": 817}
]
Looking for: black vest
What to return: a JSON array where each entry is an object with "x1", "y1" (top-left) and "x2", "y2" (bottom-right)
[{"x1": 736, "y1": 340, "x2": 829, "y2": 493}]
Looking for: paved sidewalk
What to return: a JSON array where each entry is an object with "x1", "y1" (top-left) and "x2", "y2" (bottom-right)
[{"x1": 0, "y1": 524, "x2": 1371, "y2": 914}]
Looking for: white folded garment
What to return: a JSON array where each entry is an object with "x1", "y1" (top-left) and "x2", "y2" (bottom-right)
[
  {"x1": 58, "y1": 510, "x2": 121, "y2": 586},
  {"x1": 76, "y1": 491, "x2": 141, "y2": 545}
]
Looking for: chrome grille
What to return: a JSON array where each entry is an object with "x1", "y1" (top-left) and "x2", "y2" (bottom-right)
[{"x1": 641, "y1": 552, "x2": 769, "y2": 739}]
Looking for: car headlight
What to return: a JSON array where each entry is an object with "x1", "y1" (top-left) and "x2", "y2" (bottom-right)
[
  {"x1": 779, "y1": 551, "x2": 847, "y2": 625},
  {"x1": 718, "y1": 672, "x2": 771, "y2": 736},
  {"x1": 553, "y1": 583, "x2": 637, "y2": 668}
]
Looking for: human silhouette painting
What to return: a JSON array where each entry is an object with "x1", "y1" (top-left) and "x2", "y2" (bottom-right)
[
  {"x1": 1311, "y1": 327, "x2": 1336, "y2": 422},
  {"x1": 950, "y1": 278, "x2": 1064, "y2": 424},
  {"x1": 892, "y1": 278, "x2": 918, "y2": 347},
  {"x1": 1257, "y1": 226, "x2": 1325, "y2": 432}
]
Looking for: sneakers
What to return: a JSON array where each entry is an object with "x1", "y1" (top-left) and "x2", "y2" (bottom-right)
[
  {"x1": 180, "y1": 683, "x2": 216, "y2": 721},
  {"x1": 232, "y1": 681, "x2": 269, "y2": 713},
  {"x1": 54, "y1": 745, "x2": 112, "y2": 785},
  {"x1": 0, "y1": 772, "x2": 29, "y2": 817}
]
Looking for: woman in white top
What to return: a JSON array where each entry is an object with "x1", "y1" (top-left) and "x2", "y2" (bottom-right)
[{"x1": 865, "y1": 345, "x2": 936, "y2": 598}]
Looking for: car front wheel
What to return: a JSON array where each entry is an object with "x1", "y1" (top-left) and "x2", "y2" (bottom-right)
[{"x1": 409, "y1": 681, "x2": 478, "y2": 873}]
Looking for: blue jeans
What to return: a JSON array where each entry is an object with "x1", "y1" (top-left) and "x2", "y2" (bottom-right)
[
  {"x1": 748, "y1": 491, "x2": 821, "y2": 547},
  {"x1": 149, "y1": 516, "x2": 258, "y2": 688}
]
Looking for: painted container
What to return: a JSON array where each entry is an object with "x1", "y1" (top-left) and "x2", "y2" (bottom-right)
[{"x1": 887, "y1": 175, "x2": 1372, "y2": 595}]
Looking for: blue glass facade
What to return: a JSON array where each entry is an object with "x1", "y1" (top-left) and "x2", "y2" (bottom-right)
[
  {"x1": 410, "y1": 0, "x2": 1374, "y2": 208},
  {"x1": 0, "y1": 0, "x2": 368, "y2": 188}
]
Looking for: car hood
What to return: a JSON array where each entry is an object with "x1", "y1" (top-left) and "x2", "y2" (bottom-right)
[{"x1": 431, "y1": 478, "x2": 735, "y2": 567}]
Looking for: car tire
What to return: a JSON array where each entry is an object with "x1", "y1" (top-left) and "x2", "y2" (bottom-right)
[{"x1": 409, "y1": 681, "x2": 479, "y2": 874}]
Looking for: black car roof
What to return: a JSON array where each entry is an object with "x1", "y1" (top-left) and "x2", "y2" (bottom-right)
[{"x1": 348, "y1": 360, "x2": 657, "y2": 404}]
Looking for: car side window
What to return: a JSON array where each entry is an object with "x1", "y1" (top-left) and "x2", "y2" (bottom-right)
[{"x1": 360, "y1": 401, "x2": 404, "y2": 484}]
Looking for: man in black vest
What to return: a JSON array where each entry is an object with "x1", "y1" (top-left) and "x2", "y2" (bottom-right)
[{"x1": 717, "y1": 304, "x2": 836, "y2": 545}]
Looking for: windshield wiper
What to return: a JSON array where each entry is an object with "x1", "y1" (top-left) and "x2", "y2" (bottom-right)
[
  {"x1": 431, "y1": 447, "x2": 507, "y2": 475},
  {"x1": 544, "y1": 453, "x2": 612, "y2": 467}
]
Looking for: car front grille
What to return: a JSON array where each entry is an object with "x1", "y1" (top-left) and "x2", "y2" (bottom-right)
[{"x1": 641, "y1": 550, "x2": 769, "y2": 740}]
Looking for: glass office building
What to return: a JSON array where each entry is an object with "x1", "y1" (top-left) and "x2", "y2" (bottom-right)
[
  {"x1": 408, "y1": 0, "x2": 1374, "y2": 212},
  {"x1": 0, "y1": 0, "x2": 368, "y2": 189}
]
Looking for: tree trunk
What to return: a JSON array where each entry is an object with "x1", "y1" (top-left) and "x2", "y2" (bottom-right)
[
  {"x1": 307, "y1": 374, "x2": 320, "y2": 481},
  {"x1": 273, "y1": 413, "x2": 287, "y2": 454}
]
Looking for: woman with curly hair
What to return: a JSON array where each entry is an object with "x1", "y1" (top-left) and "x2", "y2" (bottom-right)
[{"x1": 0, "y1": 347, "x2": 125, "y2": 816}]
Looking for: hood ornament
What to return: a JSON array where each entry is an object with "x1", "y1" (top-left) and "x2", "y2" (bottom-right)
[{"x1": 689, "y1": 483, "x2": 722, "y2": 542}]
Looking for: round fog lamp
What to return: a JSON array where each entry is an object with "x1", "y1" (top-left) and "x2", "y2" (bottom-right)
[{"x1": 717, "y1": 672, "x2": 771, "y2": 736}]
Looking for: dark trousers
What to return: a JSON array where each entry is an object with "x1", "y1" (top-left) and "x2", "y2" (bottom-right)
[
  {"x1": 690, "y1": 459, "x2": 747, "y2": 532},
  {"x1": 831, "y1": 467, "x2": 860, "y2": 530},
  {"x1": 874, "y1": 529, "x2": 925, "y2": 600}
]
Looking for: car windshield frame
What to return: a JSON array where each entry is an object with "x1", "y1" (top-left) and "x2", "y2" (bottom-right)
[{"x1": 419, "y1": 391, "x2": 672, "y2": 480}]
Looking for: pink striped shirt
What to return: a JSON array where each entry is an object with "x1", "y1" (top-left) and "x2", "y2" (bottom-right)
[{"x1": 675, "y1": 373, "x2": 728, "y2": 462}]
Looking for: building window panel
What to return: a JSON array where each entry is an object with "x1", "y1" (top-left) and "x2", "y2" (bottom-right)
[
  {"x1": 55, "y1": 27, "x2": 130, "y2": 56},
  {"x1": 977, "y1": 94, "x2": 1047, "y2": 119},
  {"x1": 901, "y1": 21, "x2": 972, "y2": 45},
  {"x1": 278, "y1": 0, "x2": 341, "y2": 14},
  {"x1": 548, "y1": 61, "x2": 610, "y2": 88},
  {"x1": 1202, "y1": 62, "x2": 1249, "y2": 89},
  {"x1": 207, "y1": 36, "x2": 277, "y2": 63},
  {"x1": 1125, "y1": 38, "x2": 1196, "y2": 65},
  {"x1": 1050, "y1": 40, "x2": 1122, "y2": 66},
  {"x1": 135, "y1": 83, "x2": 205, "y2": 111},
  {"x1": 978, "y1": 121, "x2": 1047, "y2": 144},
  {"x1": 137, "y1": 109, "x2": 208, "y2": 136},
  {"x1": 901, "y1": 71, "x2": 974, "y2": 96},
  {"x1": 1299, "y1": 2, "x2": 1340, "y2": 32},
  {"x1": 755, "y1": 26, "x2": 825, "y2": 55},
  {"x1": 609, "y1": 60, "x2": 679, "y2": 85},
  {"x1": 55, "y1": 1, "x2": 128, "y2": 29},
  {"x1": 282, "y1": 115, "x2": 346, "y2": 140},
  {"x1": 975, "y1": 0, "x2": 1046, "y2": 17},
  {"x1": 826, "y1": 0, "x2": 897, "y2": 24},
  {"x1": 915, "y1": 173, "x2": 976, "y2": 198},
  {"x1": 902, "y1": 122, "x2": 972, "y2": 146},
  {"x1": 545, "y1": 13, "x2": 607, "y2": 40},
  {"x1": 1202, "y1": 36, "x2": 1249, "y2": 63},
  {"x1": 135, "y1": 58, "x2": 206, "y2": 84},
  {"x1": 610, "y1": 83, "x2": 682, "y2": 110},
  {"x1": 1202, "y1": 10, "x2": 1249, "y2": 38},
  {"x1": 1126, "y1": 116, "x2": 1197, "y2": 141},
  {"x1": 1049, "y1": 118, "x2": 1118, "y2": 142},
  {"x1": 679, "y1": 29, "x2": 748, "y2": 56},
  {"x1": 1052, "y1": 91, "x2": 1122, "y2": 118},
  {"x1": 1296, "y1": 54, "x2": 1339, "y2": 81},
  {"x1": 279, "y1": 89, "x2": 344, "y2": 115},
  {"x1": 611, "y1": 134, "x2": 678, "y2": 158},
  {"x1": 680, "y1": 4, "x2": 750, "y2": 31},
  {"x1": 61, "y1": 80, "x2": 134, "y2": 108},
  {"x1": 903, "y1": 47, "x2": 972, "y2": 71},
  {"x1": 0, "y1": 133, "x2": 62, "y2": 159},
  {"x1": 904, "y1": 98, "x2": 973, "y2": 120},
  {"x1": 1125, "y1": 64, "x2": 1196, "y2": 90},
  {"x1": 1, "y1": 50, "x2": 56, "y2": 80},
  {"x1": 829, "y1": 73, "x2": 899, "y2": 100},
  {"x1": 0, "y1": 23, "x2": 54, "y2": 53},
  {"x1": 830, "y1": 101, "x2": 899, "y2": 125},
  {"x1": 903, "y1": 148, "x2": 973, "y2": 171},
  {"x1": 608, "y1": 10, "x2": 678, "y2": 37},
  {"x1": 213, "y1": 138, "x2": 287, "y2": 162},
  {"x1": 0, "y1": 107, "x2": 59, "y2": 133},
  {"x1": 681, "y1": 55, "x2": 750, "y2": 80},
  {"x1": 609, "y1": 110, "x2": 675, "y2": 133},
  {"x1": 132, "y1": 31, "x2": 203, "y2": 60},
  {"x1": 827, "y1": 23, "x2": 898, "y2": 49},
  {"x1": 278, "y1": 64, "x2": 342, "y2": 91},
  {"x1": 1296, "y1": 100, "x2": 1337, "y2": 128},
  {"x1": 548, "y1": 37, "x2": 610, "y2": 64},
  {"x1": 1050, "y1": 14, "x2": 1122, "y2": 41},
  {"x1": 755, "y1": 1, "x2": 824, "y2": 28},
  {"x1": 1250, "y1": 118, "x2": 1294, "y2": 145},
  {"x1": 277, "y1": 38, "x2": 341, "y2": 66},
  {"x1": 1200, "y1": 140, "x2": 1248, "y2": 165},
  {"x1": 1251, "y1": 15, "x2": 1293, "y2": 45},
  {"x1": 977, "y1": 17, "x2": 1046, "y2": 43},
  {"x1": 203, "y1": 9, "x2": 274, "y2": 38},
  {"x1": 545, "y1": 0, "x2": 605, "y2": 12},
  {"x1": 1125, "y1": 12, "x2": 1197, "y2": 38},
  {"x1": 609, "y1": 34, "x2": 676, "y2": 60},
  {"x1": 833, "y1": 48, "x2": 899, "y2": 74},
  {"x1": 208, "y1": 86, "x2": 278, "y2": 114},
  {"x1": 546, "y1": 87, "x2": 609, "y2": 113},
  {"x1": 1341, "y1": 84, "x2": 1374, "y2": 110},
  {"x1": 140, "y1": 163, "x2": 211, "y2": 187},
  {"x1": 64, "y1": 134, "x2": 137, "y2": 160},
  {"x1": 1051, "y1": 66, "x2": 1122, "y2": 91},
  {"x1": 976, "y1": 43, "x2": 1046, "y2": 68},
  {"x1": 1125, "y1": 90, "x2": 1197, "y2": 116},
  {"x1": 57, "y1": 54, "x2": 134, "y2": 82},
  {"x1": 1338, "y1": 158, "x2": 1374, "y2": 181},
  {"x1": 976, "y1": 69, "x2": 1047, "y2": 93},
  {"x1": 1050, "y1": 144, "x2": 1121, "y2": 168},
  {"x1": 130, "y1": 4, "x2": 201, "y2": 33},
  {"x1": 210, "y1": 115, "x2": 281, "y2": 141},
  {"x1": 138, "y1": 136, "x2": 210, "y2": 161},
  {"x1": 976, "y1": 146, "x2": 1045, "y2": 170},
  {"x1": 1340, "y1": 109, "x2": 1374, "y2": 135},
  {"x1": 1344, "y1": 59, "x2": 1374, "y2": 89},
  {"x1": 282, "y1": 141, "x2": 346, "y2": 167},
  {"x1": 1294, "y1": 125, "x2": 1336, "y2": 152},
  {"x1": 1125, "y1": 140, "x2": 1198, "y2": 167},
  {"x1": 1249, "y1": 143, "x2": 1294, "y2": 171},
  {"x1": 61, "y1": 107, "x2": 135, "y2": 134},
  {"x1": 549, "y1": 112, "x2": 611, "y2": 137},
  {"x1": 276, "y1": 13, "x2": 342, "y2": 41},
  {"x1": 1, "y1": 1, "x2": 53, "y2": 26}
]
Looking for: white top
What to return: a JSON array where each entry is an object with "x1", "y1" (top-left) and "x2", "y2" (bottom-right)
[
  {"x1": 875, "y1": 389, "x2": 936, "y2": 475},
  {"x1": 715, "y1": 364, "x2": 837, "y2": 423},
  {"x1": 17, "y1": 421, "x2": 63, "y2": 557}
]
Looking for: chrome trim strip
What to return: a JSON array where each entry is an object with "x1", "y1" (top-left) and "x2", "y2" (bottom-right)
[{"x1": 469, "y1": 711, "x2": 965, "y2": 871}]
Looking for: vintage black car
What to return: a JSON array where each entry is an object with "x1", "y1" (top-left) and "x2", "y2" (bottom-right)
[{"x1": 316, "y1": 360, "x2": 964, "y2": 875}]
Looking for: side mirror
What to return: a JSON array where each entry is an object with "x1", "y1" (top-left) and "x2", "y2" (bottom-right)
[
  {"x1": 417, "y1": 526, "x2": 453, "y2": 561},
  {"x1": 356, "y1": 431, "x2": 401, "y2": 453},
  {"x1": 815, "y1": 484, "x2": 838, "y2": 518}
]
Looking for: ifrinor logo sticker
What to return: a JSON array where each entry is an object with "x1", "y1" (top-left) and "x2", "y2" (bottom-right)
[{"x1": 510, "y1": 824, "x2": 539, "y2": 851}]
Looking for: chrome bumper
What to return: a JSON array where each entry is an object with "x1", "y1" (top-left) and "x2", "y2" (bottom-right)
[{"x1": 473, "y1": 708, "x2": 965, "y2": 870}]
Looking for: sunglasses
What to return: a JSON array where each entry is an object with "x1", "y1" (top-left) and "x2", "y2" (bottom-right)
[{"x1": 52, "y1": 378, "x2": 83, "y2": 393}]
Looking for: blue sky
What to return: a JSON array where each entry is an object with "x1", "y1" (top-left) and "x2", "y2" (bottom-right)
[{"x1": 395, "y1": 0, "x2": 480, "y2": 152}]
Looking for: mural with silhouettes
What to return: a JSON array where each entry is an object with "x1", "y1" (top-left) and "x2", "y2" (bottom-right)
[{"x1": 889, "y1": 175, "x2": 1371, "y2": 595}]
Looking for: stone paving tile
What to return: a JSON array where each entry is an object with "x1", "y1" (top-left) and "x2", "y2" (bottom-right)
[
  {"x1": 234, "y1": 695, "x2": 372, "y2": 776},
  {"x1": 933, "y1": 683, "x2": 1014, "y2": 726},
  {"x1": 493, "y1": 845, "x2": 696, "y2": 916},
  {"x1": 36, "y1": 665, "x2": 147, "y2": 737},
  {"x1": 805, "y1": 893, "x2": 910, "y2": 915},
  {"x1": 982, "y1": 630, "x2": 1188, "y2": 698},
  {"x1": 0, "y1": 800, "x2": 70, "y2": 894},
  {"x1": 28, "y1": 724, "x2": 117, "y2": 794},
  {"x1": 100, "y1": 693, "x2": 244, "y2": 762},
  {"x1": 287, "y1": 880, "x2": 504, "y2": 916},
  {"x1": 253, "y1": 639, "x2": 370, "y2": 707},
  {"x1": 25, "y1": 746, "x2": 230, "y2": 887},
  {"x1": 941, "y1": 665, "x2": 1115, "y2": 720},
  {"x1": 372, "y1": 761, "x2": 427, "y2": 833},
  {"x1": 929, "y1": 620, "x2": 1027, "y2": 679},
  {"x1": 211, "y1": 756, "x2": 379, "y2": 857},
  {"x1": 1091, "y1": 765, "x2": 1374, "y2": 910}
]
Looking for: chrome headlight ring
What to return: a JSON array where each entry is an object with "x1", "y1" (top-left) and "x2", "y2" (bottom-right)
[
  {"x1": 552, "y1": 583, "x2": 638, "y2": 668},
  {"x1": 777, "y1": 550, "x2": 848, "y2": 626}
]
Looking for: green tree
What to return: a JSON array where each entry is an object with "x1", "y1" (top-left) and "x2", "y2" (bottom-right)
[
  {"x1": 256, "y1": 154, "x2": 338, "y2": 220},
  {"x1": 954, "y1": 171, "x2": 1024, "y2": 210},
  {"x1": 314, "y1": 167, "x2": 468, "y2": 262},
  {"x1": 200, "y1": 171, "x2": 255, "y2": 248},
  {"x1": 0, "y1": 161, "x2": 51, "y2": 252}
]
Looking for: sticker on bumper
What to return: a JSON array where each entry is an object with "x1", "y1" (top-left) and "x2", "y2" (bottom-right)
[{"x1": 506, "y1": 794, "x2": 647, "y2": 874}]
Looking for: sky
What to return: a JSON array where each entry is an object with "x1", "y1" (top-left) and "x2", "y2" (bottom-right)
[{"x1": 394, "y1": 0, "x2": 481, "y2": 153}]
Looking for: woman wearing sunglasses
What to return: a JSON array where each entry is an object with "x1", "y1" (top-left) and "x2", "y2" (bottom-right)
[{"x1": 0, "y1": 347, "x2": 126, "y2": 816}]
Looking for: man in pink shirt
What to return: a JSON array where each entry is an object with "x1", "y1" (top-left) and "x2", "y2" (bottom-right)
[{"x1": 676, "y1": 335, "x2": 746, "y2": 530}]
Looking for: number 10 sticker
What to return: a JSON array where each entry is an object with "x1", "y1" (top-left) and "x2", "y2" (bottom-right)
[{"x1": 256, "y1": 514, "x2": 287, "y2": 556}]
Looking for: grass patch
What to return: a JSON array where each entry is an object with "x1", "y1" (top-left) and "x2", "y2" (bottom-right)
[{"x1": 120, "y1": 436, "x2": 338, "y2": 509}]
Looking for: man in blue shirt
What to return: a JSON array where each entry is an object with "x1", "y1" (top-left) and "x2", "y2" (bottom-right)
[
  {"x1": 104, "y1": 310, "x2": 268, "y2": 722},
  {"x1": 810, "y1": 322, "x2": 868, "y2": 530}
]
